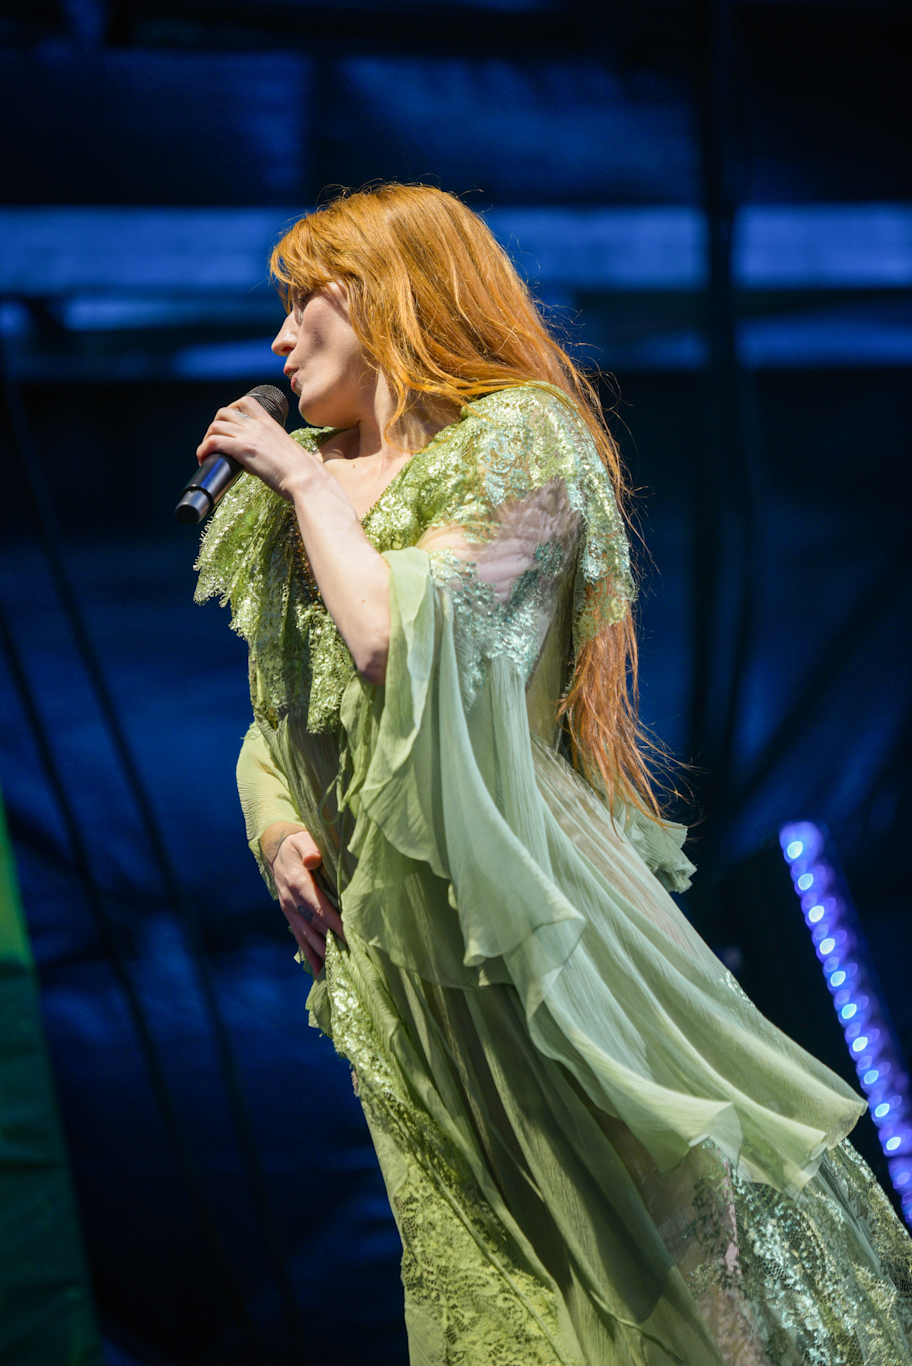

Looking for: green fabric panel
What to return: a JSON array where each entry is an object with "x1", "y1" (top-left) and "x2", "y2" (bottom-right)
[{"x1": 0, "y1": 783, "x2": 102, "y2": 1366}]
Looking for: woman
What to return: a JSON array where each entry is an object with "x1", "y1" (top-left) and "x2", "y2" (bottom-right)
[{"x1": 194, "y1": 184, "x2": 912, "y2": 1365}]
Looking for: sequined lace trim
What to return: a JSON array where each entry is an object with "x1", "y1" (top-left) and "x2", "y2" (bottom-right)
[
  {"x1": 322, "y1": 936, "x2": 580, "y2": 1366},
  {"x1": 428, "y1": 476, "x2": 581, "y2": 706},
  {"x1": 683, "y1": 1139, "x2": 912, "y2": 1364}
]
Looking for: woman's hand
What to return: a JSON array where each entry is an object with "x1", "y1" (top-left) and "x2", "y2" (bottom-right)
[
  {"x1": 266, "y1": 825, "x2": 346, "y2": 976},
  {"x1": 200, "y1": 396, "x2": 391, "y2": 683},
  {"x1": 196, "y1": 395, "x2": 317, "y2": 502}
]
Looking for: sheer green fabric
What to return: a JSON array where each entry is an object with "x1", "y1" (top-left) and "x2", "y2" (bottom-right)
[
  {"x1": 338, "y1": 545, "x2": 865, "y2": 1196},
  {"x1": 199, "y1": 385, "x2": 912, "y2": 1364}
]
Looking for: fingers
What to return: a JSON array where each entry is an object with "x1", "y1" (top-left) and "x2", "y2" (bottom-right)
[
  {"x1": 195, "y1": 400, "x2": 307, "y2": 501},
  {"x1": 295, "y1": 909, "x2": 325, "y2": 956},
  {"x1": 195, "y1": 400, "x2": 271, "y2": 462},
  {"x1": 286, "y1": 883, "x2": 344, "y2": 948},
  {"x1": 273, "y1": 836, "x2": 346, "y2": 972},
  {"x1": 297, "y1": 937, "x2": 323, "y2": 978},
  {"x1": 282, "y1": 897, "x2": 327, "y2": 972},
  {"x1": 284, "y1": 890, "x2": 345, "y2": 975},
  {"x1": 311, "y1": 875, "x2": 347, "y2": 944},
  {"x1": 229, "y1": 395, "x2": 268, "y2": 419}
]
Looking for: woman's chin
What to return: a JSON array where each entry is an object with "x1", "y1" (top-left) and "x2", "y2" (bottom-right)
[{"x1": 298, "y1": 395, "x2": 345, "y2": 428}]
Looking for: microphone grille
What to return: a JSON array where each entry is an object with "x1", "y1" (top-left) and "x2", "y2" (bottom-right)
[{"x1": 247, "y1": 384, "x2": 289, "y2": 426}]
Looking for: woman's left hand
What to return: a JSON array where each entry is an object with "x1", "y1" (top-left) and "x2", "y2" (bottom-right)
[{"x1": 196, "y1": 395, "x2": 318, "y2": 501}]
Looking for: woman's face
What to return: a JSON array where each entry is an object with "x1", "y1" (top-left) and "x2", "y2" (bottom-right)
[{"x1": 271, "y1": 282, "x2": 371, "y2": 428}]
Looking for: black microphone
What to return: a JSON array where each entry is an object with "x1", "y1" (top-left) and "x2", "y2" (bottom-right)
[{"x1": 175, "y1": 384, "x2": 289, "y2": 524}]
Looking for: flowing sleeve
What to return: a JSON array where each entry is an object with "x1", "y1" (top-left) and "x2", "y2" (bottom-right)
[
  {"x1": 336, "y1": 385, "x2": 865, "y2": 1198},
  {"x1": 236, "y1": 722, "x2": 305, "y2": 897}
]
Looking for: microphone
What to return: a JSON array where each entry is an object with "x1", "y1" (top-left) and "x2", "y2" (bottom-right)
[{"x1": 175, "y1": 384, "x2": 289, "y2": 524}]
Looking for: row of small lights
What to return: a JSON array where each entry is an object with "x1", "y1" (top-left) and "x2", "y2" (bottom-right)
[{"x1": 780, "y1": 821, "x2": 911, "y2": 1225}]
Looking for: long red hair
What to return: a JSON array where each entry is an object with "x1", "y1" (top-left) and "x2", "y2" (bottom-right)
[{"x1": 270, "y1": 184, "x2": 663, "y2": 820}]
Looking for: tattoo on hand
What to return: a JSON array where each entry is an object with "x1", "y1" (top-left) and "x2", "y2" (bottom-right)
[{"x1": 296, "y1": 904, "x2": 319, "y2": 927}]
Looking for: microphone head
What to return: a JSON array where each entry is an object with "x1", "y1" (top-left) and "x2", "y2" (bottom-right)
[{"x1": 247, "y1": 384, "x2": 289, "y2": 426}]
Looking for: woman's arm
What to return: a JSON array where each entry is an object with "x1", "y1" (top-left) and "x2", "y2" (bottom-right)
[
  {"x1": 237, "y1": 726, "x2": 345, "y2": 975},
  {"x1": 286, "y1": 462, "x2": 391, "y2": 685},
  {"x1": 196, "y1": 398, "x2": 390, "y2": 682},
  {"x1": 259, "y1": 821, "x2": 346, "y2": 976}
]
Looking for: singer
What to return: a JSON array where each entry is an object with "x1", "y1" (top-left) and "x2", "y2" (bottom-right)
[{"x1": 193, "y1": 184, "x2": 912, "y2": 1364}]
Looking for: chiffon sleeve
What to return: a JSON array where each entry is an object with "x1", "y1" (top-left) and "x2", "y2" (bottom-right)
[
  {"x1": 236, "y1": 722, "x2": 305, "y2": 897},
  {"x1": 334, "y1": 393, "x2": 865, "y2": 1200}
]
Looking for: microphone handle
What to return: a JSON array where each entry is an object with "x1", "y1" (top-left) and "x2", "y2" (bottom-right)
[
  {"x1": 175, "y1": 452, "x2": 242, "y2": 525},
  {"x1": 175, "y1": 383, "x2": 287, "y2": 524}
]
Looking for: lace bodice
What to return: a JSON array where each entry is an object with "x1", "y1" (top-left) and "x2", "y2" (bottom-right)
[{"x1": 193, "y1": 384, "x2": 633, "y2": 733}]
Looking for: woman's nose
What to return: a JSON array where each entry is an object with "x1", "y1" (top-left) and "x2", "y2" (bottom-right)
[{"x1": 271, "y1": 317, "x2": 297, "y2": 355}]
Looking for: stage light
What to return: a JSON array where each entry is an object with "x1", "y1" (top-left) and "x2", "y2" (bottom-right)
[{"x1": 780, "y1": 822, "x2": 912, "y2": 1226}]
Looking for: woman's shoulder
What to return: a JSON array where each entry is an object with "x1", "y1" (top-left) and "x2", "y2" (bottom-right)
[
  {"x1": 465, "y1": 382, "x2": 585, "y2": 432},
  {"x1": 457, "y1": 383, "x2": 601, "y2": 491},
  {"x1": 461, "y1": 387, "x2": 634, "y2": 641}
]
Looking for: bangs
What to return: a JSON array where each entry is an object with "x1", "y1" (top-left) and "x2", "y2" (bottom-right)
[{"x1": 269, "y1": 221, "x2": 333, "y2": 309}]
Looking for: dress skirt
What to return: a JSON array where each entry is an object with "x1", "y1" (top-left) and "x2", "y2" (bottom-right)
[{"x1": 309, "y1": 902, "x2": 912, "y2": 1366}]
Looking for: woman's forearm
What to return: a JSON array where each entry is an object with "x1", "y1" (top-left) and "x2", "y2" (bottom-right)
[{"x1": 289, "y1": 466, "x2": 391, "y2": 684}]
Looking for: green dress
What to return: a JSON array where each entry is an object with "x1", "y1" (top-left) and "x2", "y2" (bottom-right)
[{"x1": 195, "y1": 385, "x2": 912, "y2": 1365}]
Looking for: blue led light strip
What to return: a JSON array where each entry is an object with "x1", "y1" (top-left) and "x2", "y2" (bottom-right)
[{"x1": 780, "y1": 822, "x2": 912, "y2": 1225}]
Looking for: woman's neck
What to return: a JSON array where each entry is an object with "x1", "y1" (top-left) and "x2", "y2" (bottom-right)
[{"x1": 351, "y1": 372, "x2": 459, "y2": 466}]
